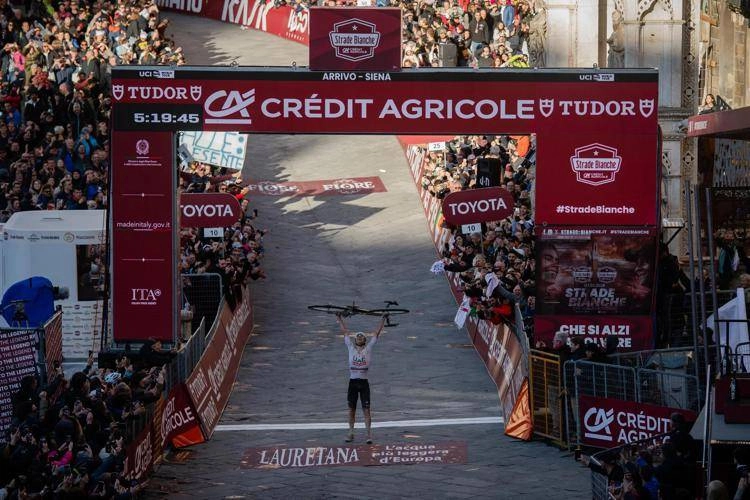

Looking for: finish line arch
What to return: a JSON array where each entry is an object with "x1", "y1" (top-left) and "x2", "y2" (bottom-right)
[{"x1": 110, "y1": 66, "x2": 659, "y2": 347}]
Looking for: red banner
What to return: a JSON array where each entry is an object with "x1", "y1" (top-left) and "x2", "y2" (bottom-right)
[
  {"x1": 156, "y1": 0, "x2": 308, "y2": 44},
  {"x1": 161, "y1": 383, "x2": 204, "y2": 448},
  {"x1": 111, "y1": 68, "x2": 659, "y2": 227},
  {"x1": 180, "y1": 192, "x2": 241, "y2": 227},
  {"x1": 241, "y1": 441, "x2": 467, "y2": 469},
  {"x1": 441, "y1": 187, "x2": 514, "y2": 226},
  {"x1": 578, "y1": 395, "x2": 696, "y2": 448},
  {"x1": 111, "y1": 132, "x2": 175, "y2": 342},
  {"x1": 186, "y1": 286, "x2": 253, "y2": 438},
  {"x1": 244, "y1": 176, "x2": 387, "y2": 196},
  {"x1": 309, "y1": 8, "x2": 401, "y2": 71},
  {"x1": 535, "y1": 227, "x2": 657, "y2": 317}
]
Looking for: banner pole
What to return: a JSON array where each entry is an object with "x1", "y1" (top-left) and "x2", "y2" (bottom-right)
[
  {"x1": 684, "y1": 182, "x2": 701, "y2": 393},
  {"x1": 703, "y1": 188, "x2": 722, "y2": 374}
]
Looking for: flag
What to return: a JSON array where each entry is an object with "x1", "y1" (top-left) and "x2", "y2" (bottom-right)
[
  {"x1": 454, "y1": 295, "x2": 471, "y2": 329},
  {"x1": 430, "y1": 260, "x2": 445, "y2": 274}
]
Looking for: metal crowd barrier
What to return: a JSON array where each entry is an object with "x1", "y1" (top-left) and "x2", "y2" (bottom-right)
[
  {"x1": 165, "y1": 318, "x2": 207, "y2": 394},
  {"x1": 181, "y1": 273, "x2": 223, "y2": 336},
  {"x1": 637, "y1": 367, "x2": 700, "y2": 412},
  {"x1": 529, "y1": 350, "x2": 565, "y2": 446},
  {"x1": 560, "y1": 359, "x2": 699, "y2": 451}
]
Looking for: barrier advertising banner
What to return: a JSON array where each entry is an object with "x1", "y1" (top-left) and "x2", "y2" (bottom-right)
[
  {"x1": 186, "y1": 286, "x2": 253, "y2": 437},
  {"x1": 401, "y1": 141, "x2": 527, "y2": 421},
  {"x1": 111, "y1": 67, "x2": 659, "y2": 227},
  {"x1": 578, "y1": 395, "x2": 696, "y2": 448},
  {"x1": 244, "y1": 176, "x2": 387, "y2": 197},
  {"x1": 111, "y1": 132, "x2": 174, "y2": 342},
  {"x1": 0, "y1": 328, "x2": 38, "y2": 442},
  {"x1": 309, "y1": 8, "x2": 401, "y2": 71},
  {"x1": 155, "y1": 0, "x2": 309, "y2": 44},
  {"x1": 161, "y1": 383, "x2": 205, "y2": 448}
]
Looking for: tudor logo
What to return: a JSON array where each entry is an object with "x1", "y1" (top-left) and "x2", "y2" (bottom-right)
[
  {"x1": 329, "y1": 19, "x2": 381, "y2": 62},
  {"x1": 570, "y1": 143, "x2": 622, "y2": 186},
  {"x1": 190, "y1": 85, "x2": 202, "y2": 101},
  {"x1": 639, "y1": 99, "x2": 655, "y2": 118},
  {"x1": 204, "y1": 89, "x2": 255, "y2": 125},
  {"x1": 583, "y1": 406, "x2": 614, "y2": 442},
  {"x1": 112, "y1": 84, "x2": 124, "y2": 101},
  {"x1": 539, "y1": 98, "x2": 554, "y2": 118}
]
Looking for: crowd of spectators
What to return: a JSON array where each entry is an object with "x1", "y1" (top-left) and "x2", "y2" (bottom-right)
[
  {"x1": 398, "y1": 0, "x2": 546, "y2": 68},
  {"x1": 294, "y1": 0, "x2": 547, "y2": 68},
  {"x1": 424, "y1": 134, "x2": 537, "y2": 335},
  {"x1": 179, "y1": 161, "x2": 267, "y2": 314},
  {"x1": 583, "y1": 413, "x2": 701, "y2": 499},
  {"x1": 1, "y1": 348, "x2": 173, "y2": 498},
  {"x1": 0, "y1": 0, "x2": 271, "y2": 495},
  {"x1": 584, "y1": 416, "x2": 750, "y2": 500},
  {"x1": 0, "y1": 0, "x2": 186, "y2": 222}
]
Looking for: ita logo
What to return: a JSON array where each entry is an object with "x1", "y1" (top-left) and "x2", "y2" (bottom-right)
[
  {"x1": 328, "y1": 19, "x2": 381, "y2": 62},
  {"x1": 570, "y1": 143, "x2": 622, "y2": 186}
]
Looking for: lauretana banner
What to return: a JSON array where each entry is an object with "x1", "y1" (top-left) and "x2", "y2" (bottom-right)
[
  {"x1": 578, "y1": 395, "x2": 696, "y2": 448},
  {"x1": 111, "y1": 67, "x2": 659, "y2": 227},
  {"x1": 186, "y1": 286, "x2": 253, "y2": 438},
  {"x1": 155, "y1": 0, "x2": 309, "y2": 44},
  {"x1": 111, "y1": 132, "x2": 174, "y2": 342}
]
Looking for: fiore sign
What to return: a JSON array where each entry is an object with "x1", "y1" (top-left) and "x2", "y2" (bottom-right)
[
  {"x1": 309, "y1": 8, "x2": 401, "y2": 71},
  {"x1": 180, "y1": 193, "x2": 242, "y2": 227},
  {"x1": 441, "y1": 187, "x2": 514, "y2": 226},
  {"x1": 578, "y1": 395, "x2": 696, "y2": 448}
]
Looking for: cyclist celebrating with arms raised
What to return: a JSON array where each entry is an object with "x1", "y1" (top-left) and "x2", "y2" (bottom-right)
[{"x1": 336, "y1": 312, "x2": 387, "y2": 444}]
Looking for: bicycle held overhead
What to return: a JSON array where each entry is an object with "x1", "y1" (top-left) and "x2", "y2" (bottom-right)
[{"x1": 307, "y1": 301, "x2": 409, "y2": 327}]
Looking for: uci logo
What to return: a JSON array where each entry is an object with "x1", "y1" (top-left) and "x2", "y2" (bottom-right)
[
  {"x1": 583, "y1": 406, "x2": 615, "y2": 442},
  {"x1": 204, "y1": 89, "x2": 256, "y2": 125}
]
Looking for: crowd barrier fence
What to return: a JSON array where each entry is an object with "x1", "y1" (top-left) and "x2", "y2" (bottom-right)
[
  {"x1": 528, "y1": 349, "x2": 565, "y2": 446},
  {"x1": 181, "y1": 273, "x2": 223, "y2": 339}
]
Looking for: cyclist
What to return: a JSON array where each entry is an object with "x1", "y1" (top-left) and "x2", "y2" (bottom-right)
[{"x1": 336, "y1": 312, "x2": 387, "y2": 444}]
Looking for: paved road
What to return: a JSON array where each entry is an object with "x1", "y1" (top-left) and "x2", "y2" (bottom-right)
[{"x1": 146, "y1": 14, "x2": 589, "y2": 499}]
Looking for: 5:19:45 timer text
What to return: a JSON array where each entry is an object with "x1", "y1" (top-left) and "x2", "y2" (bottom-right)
[{"x1": 133, "y1": 112, "x2": 200, "y2": 124}]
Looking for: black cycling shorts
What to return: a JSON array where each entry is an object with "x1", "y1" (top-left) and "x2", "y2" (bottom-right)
[{"x1": 347, "y1": 379, "x2": 370, "y2": 410}]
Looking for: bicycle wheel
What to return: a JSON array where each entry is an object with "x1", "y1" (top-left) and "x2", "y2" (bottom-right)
[
  {"x1": 307, "y1": 305, "x2": 350, "y2": 314},
  {"x1": 364, "y1": 308, "x2": 409, "y2": 316}
]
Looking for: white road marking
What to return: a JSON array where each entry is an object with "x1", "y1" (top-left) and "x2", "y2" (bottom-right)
[{"x1": 215, "y1": 416, "x2": 503, "y2": 432}]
